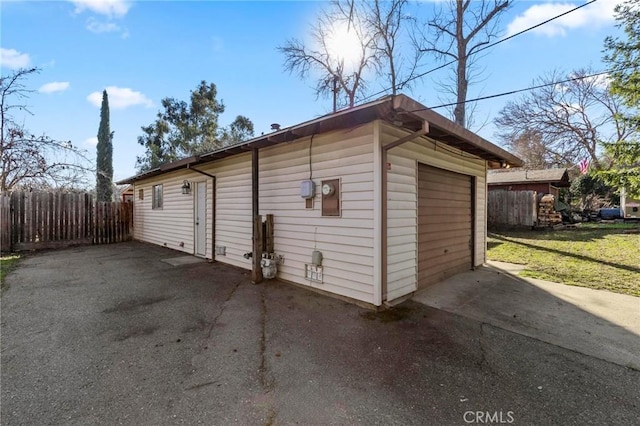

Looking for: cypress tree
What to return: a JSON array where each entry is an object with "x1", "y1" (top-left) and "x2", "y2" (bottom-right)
[{"x1": 96, "y1": 90, "x2": 113, "y2": 201}]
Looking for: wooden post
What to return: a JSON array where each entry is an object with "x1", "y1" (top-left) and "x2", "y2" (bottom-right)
[
  {"x1": 0, "y1": 193, "x2": 10, "y2": 252},
  {"x1": 252, "y1": 214, "x2": 263, "y2": 283},
  {"x1": 47, "y1": 192, "x2": 53, "y2": 242},
  {"x1": 19, "y1": 191, "x2": 25, "y2": 244},
  {"x1": 265, "y1": 214, "x2": 274, "y2": 254},
  {"x1": 252, "y1": 148, "x2": 263, "y2": 283},
  {"x1": 36, "y1": 193, "x2": 42, "y2": 243},
  {"x1": 10, "y1": 192, "x2": 17, "y2": 247}
]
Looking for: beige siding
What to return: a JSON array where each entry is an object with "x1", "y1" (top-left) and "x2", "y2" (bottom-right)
[
  {"x1": 132, "y1": 155, "x2": 252, "y2": 268},
  {"x1": 259, "y1": 124, "x2": 376, "y2": 304},
  {"x1": 382, "y1": 122, "x2": 487, "y2": 301},
  {"x1": 133, "y1": 170, "x2": 200, "y2": 256},
  {"x1": 130, "y1": 119, "x2": 488, "y2": 306},
  {"x1": 385, "y1": 152, "x2": 417, "y2": 301},
  {"x1": 197, "y1": 154, "x2": 252, "y2": 269}
]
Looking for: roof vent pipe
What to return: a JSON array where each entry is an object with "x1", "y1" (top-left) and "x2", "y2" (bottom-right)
[{"x1": 271, "y1": 123, "x2": 281, "y2": 131}]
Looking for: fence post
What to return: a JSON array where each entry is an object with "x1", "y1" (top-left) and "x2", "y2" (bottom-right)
[
  {"x1": 2, "y1": 191, "x2": 134, "y2": 251},
  {"x1": 0, "y1": 193, "x2": 10, "y2": 252}
]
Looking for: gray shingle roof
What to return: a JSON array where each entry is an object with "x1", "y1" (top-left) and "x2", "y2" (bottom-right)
[{"x1": 487, "y1": 168, "x2": 570, "y2": 185}]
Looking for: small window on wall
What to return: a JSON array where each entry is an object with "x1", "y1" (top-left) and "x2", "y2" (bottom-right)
[
  {"x1": 152, "y1": 184, "x2": 163, "y2": 209},
  {"x1": 138, "y1": 189, "x2": 144, "y2": 200}
]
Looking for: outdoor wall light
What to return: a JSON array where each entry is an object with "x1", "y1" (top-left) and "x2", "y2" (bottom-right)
[{"x1": 181, "y1": 180, "x2": 191, "y2": 195}]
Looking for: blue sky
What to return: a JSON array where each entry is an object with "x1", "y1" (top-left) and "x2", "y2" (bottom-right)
[{"x1": 1, "y1": 0, "x2": 620, "y2": 182}]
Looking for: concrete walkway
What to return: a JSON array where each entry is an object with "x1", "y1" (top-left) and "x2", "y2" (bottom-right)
[{"x1": 413, "y1": 261, "x2": 640, "y2": 370}]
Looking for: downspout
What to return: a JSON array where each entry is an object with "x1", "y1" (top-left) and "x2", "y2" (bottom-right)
[
  {"x1": 187, "y1": 165, "x2": 215, "y2": 179},
  {"x1": 381, "y1": 121, "x2": 429, "y2": 303}
]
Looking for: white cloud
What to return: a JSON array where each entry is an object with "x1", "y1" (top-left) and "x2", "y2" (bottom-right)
[
  {"x1": 507, "y1": 2, "x2": 615, "y2": 37},
  {"x1": 87, "y1": 86, "x2": 153, "y2": 109},
  {"x1": 86, "y1": 17, "x2": 121, "y2": 33},
  {"x1": 39, "y1": 81, "x2": 70, "y2": 94},
  {"x1": 69, "y1": 0, "x2": 131, "y2": 18},
  {"x1": 576, "y1": 72, "x2": 611, "y2": 89},
  {"x1": 85, "y1": 137, "x2": 99, "y2": 146},
  {"x1": 0, "y1": 48, "x2": 31, "y2": 69}
]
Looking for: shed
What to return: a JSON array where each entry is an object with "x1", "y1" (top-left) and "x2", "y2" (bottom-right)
[
  {"x1": 117, "y1": 184, "x2": 134, "y2": 203},
  {"x1": 118, "y1": 94, "x2": 522, "y2": 306},
  {"x1": 487, "y1": 168, "x2": 570, "y2": 198}
]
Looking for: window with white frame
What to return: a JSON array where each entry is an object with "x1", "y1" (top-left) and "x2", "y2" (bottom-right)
[{"x1": 152, "y1": 184, "x2": 163, "y2": 209}]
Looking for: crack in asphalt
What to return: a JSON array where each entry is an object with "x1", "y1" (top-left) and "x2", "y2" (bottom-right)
[
  {"x1": 185, "y1": 380, "x2": 219, "y2": 391},
  {"x1": 259, "y1": 285, "x2": 276, "y2": 426},
  {"x1": 478, "y1": 322, "x2": 489, "y2": 370},
  {"x1": 259, "y1": 286, "x2": 269, "y2": 389},
  {"x1": 206, "y1": 278, "x2": 243, "y2": 339}
]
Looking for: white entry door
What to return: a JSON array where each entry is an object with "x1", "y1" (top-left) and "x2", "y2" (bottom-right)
[{"x1": 195, "y1": 181, "x2": 207, "y2": 257}]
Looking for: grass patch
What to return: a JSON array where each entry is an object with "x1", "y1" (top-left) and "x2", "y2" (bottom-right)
[
  {"x1": 488, "y1": 227, "x2": 640, "y2": 297},
  {"x1": 578, "y1": 222, "x2": 640, "y2": 230},
  {"x1": 1, "y1": 254, "x2": 21, "y2": 293}
]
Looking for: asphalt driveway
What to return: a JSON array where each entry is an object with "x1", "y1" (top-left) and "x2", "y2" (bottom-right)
[{"x1": 2, "y1": 242, "x2": 639, "y2": 425}]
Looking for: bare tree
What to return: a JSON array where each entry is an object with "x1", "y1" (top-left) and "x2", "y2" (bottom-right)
[
  {"x1": 279, "y1": 3, "x2": 377, "y2": 109},
  {"x1": 506, "y1": 129, "x2": 554, "y2": 169},
  {"x1": 359, "y1": 0, "x2": 423, "y2": 95},
  {"x1": 494, "y1": 68, "x2": 635, "y2": 170},
  {"x1": 419, "y1": 0, "x2": 510, "y2": 128},
  {"x1": 1, "y1": 68, "x2": 91, "y2": 191},
  {"x1": 279, "y1": 0, "x2": 422, "y2": 109}
]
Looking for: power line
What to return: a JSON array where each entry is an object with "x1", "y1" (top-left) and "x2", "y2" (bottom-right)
[
  {"x1": 413, "y1": 68, "x2": 620, "y2": 112},
  {"x1": 358, "y1": 0, "x2": 598, "y2": 103}
]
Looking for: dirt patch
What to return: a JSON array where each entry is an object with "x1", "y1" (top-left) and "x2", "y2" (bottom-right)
[
  {"x1": 102, "y1": 295, "x2": 172, "y2": 313},
  {"x1": 181, "y1": 319, "x2": 210, "y2": 334},
  {"x1": 113, "y1": 325, "x2": 159, "y2": 342},
  {"x1": 360, "y1": 306, "x2": 413, "y2": 323}
]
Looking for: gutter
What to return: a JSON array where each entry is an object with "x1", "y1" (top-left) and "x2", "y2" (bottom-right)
[{"x1": 392, "y1": 96, "x2": 523, "y2": 168}]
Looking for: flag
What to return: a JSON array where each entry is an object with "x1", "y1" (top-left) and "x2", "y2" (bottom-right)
[{"x1": 578, "y1": 158, "x2": 589, "y2": 174}]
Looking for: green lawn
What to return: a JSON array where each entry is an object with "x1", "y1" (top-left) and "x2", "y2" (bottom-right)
[
  {"x1": 487, "y1": 224, "x2": 640, "y2": 297},
  {"x1": 0, "y1": 254, "x2": 21, "y2": 293}
]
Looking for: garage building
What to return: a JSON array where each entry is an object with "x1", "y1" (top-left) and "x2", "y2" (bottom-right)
[{"x1": 118, "y1": 95, "x2": 522, "y2": 306}]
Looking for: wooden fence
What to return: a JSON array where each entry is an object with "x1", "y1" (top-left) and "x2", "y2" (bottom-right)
[
  {"x1": 488, "y1": 190, "x2": 537, "y2": 229},
  {"x1": 0, "y1": 191, "x2": 133, "y2": 252}
]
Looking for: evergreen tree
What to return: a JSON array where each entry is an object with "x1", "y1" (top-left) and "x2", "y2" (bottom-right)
[
  {"x1": 96, "y1": 90, "x2": 113, "y2": 201},
  {"x1": 604, "y1": 0, "x2": 640, "y2": 118},
  {"x1": 601, "y1": 0, "x2": 640, "y2": 197},
  {"x1": 136, "y1": 81, "x2": 254, "y2": 172}
]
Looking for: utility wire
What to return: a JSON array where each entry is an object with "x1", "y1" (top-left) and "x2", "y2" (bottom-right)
[
  {"x1": 358, "y1": 0, "x2": 598, "y2": 104},
  {"x1": 416, "y1": 68, "x2": 619, "y2": 111}
]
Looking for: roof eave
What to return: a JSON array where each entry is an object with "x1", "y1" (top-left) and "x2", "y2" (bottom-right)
[
  {"x1": 117, "y1": 94, "x2": 523, "y2": 184},
  {"x1": 392, "y1": 96, "x2": 524, "y2": 167}
]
